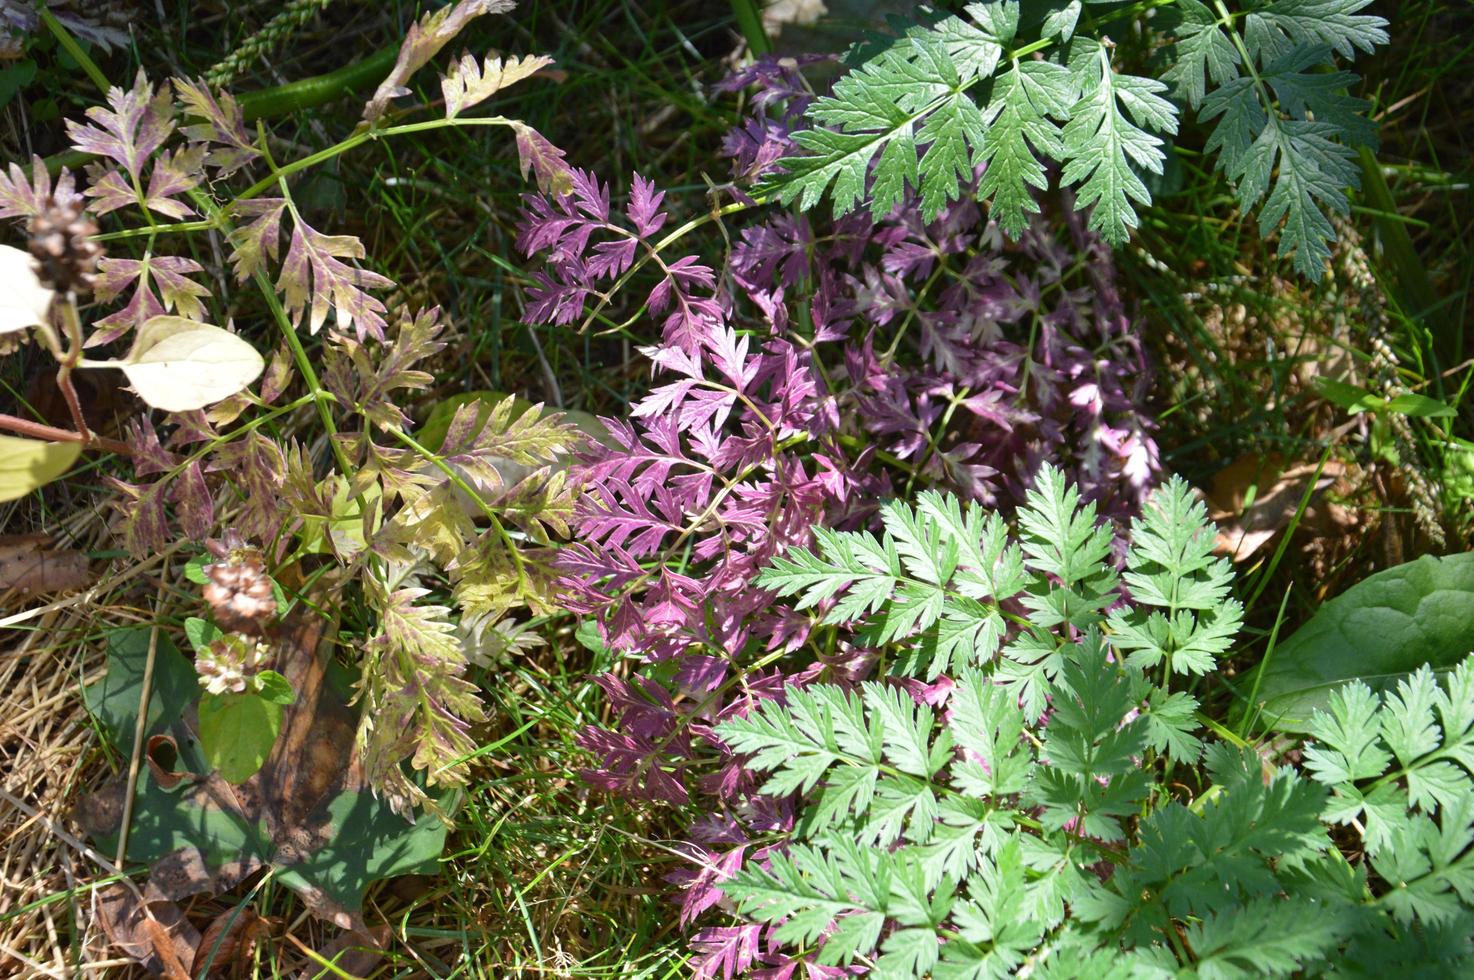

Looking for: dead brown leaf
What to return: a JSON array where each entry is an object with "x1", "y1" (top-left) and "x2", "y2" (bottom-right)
[
  {"x1": 94, "y1": 884, "x2": 199, "y2": 979},
  {"x1": 191, "y1": 907, "x2": 271, "y2": 978},
  {"x1": 1206, "y1": 454, "x2": 1357, "y2": 563},
  {"x1": 0, "y1": 534, "x2": 91, "y2": 597},
  {"x1": 78, "y1": 615, "x2": 418, "y2": 957}
]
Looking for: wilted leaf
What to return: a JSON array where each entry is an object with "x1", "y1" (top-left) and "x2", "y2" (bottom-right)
[
  {"x1": 198, "y1": 690, "x2": 284, "y2": 783},
  {"x1": 0, "y1": 534, "x2": 91, "y2": 595},
  {"x1": 441, "y1": 52, "x2": 553, "y2": 118},
  {"x1": 419, "y1": 390, "x2": 608, "y2": 452},
  {"x1": 191, "y1": 907, "x2": 270, "y2": 978},
  {"x1": 0, "y1": 436, "x2": 81, "y2": 502},
  {"x1": 1248, "y1": 553, "x2": 1474, "y2": 733},
  {"x1": 78, "y1": 620, "x2": 448, "y2": 935},
  {"x1": 0, "y1": 243, "x2": 54, "y2": 335},
  {"x1": 103, "y1": 316, "x2": 265, "y2": 412},
  {"x1": 362, "y1": 0, "x2": 517, "y2": 122},
  {"x1": 511, "y1": 121, "x2": 574, "y2": 196},
  {"x1": 94, "y1": 884, "x2": 199, "y2": 980},
  {"x1": 173, "y1": 78, "x2": 260, "y2": 175},
  {"x1": 277, "y1": 219, "x2": 394, "y2": 340}
]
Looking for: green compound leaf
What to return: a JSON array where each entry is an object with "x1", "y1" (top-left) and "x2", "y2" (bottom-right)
[
  {"x1": 1249, "y1": 553, "x2": 1474, "y2": 733},
  {"x1": 766, "y1": 9, "x2": 1016, "y2": 222},
  {"x1": 976, "y1": 59, "x2": 1072, "y2": 235},
  {"x1": 1060, "y1": 43, "x2": 1179, "y2": 245}
]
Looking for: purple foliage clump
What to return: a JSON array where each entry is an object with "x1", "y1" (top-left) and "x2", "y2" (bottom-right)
[{"x1": 513, "y1": 55, "x2": 1161, "y2": 977}]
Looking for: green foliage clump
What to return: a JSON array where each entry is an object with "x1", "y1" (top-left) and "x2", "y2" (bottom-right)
[
  {"x1": 768, "y1": 0, "x2": 1388, "y2": 279},
  {"x1": 716, "y1": 468, "x2": 1474, "y2": 975}
]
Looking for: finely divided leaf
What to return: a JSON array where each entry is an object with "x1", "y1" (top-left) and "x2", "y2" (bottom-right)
[
  {"x1": 441, "y1": 53, "x2": 553, "y2": 118},
  {"x1": 1060, "y1": 45, "x2": 1178, "y2": 244}
]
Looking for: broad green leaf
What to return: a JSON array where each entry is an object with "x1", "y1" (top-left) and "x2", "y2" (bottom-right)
[
  {"x1": 1315, "y1": 376, "x2": 1384, "y2": 413},
  {"x1": 198, "y1": 689, "x2": 283, "y2": 783},
  {"x1": 184, "y1": 615, "x2": 223, "y2": 653},
  {"x1": 183, "y1": 552, "x2": 212, "y2": 584},
  {"x1": 98, "y1": 315, "x2": 265, "y2": 412},
  {"x1": 254, "y1": 669, "x2": 296, "y2": 705},
  {"x1": 0, "y1": 243, "x2": 53, "y2": 335},
  {"x1": 0, "y1": 435, "x2": 80, "y2": 502},
  {"x1": 1384, "y1": 393, "x2": 1457, "y2": 419},
  {"x1": 1250, "y1": 553, "x2": 1474, "y2": 733},
  {"x1": 79, "y1": 626, "x2": 448, "y2": 927},
  {"x1": 82, "y1": 627, "x2": 198, "y2": 745}
]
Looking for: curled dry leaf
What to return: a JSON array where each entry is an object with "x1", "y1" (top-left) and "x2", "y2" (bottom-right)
[
  {"x1": 441, "y1": 52, "x2": 554, "y2": 118},
  {"x1": 0, "y1": 533, "x2": 90, "y2": 596},
  {"x1": 95, "y1": 315, "x2": 265, "y2": 412},
  {"x1": 93, "y1": 884, "x2": 199, "y2": 980},
  {"x1": 0, "y1": 242, "x2": 53, "y2": 335},
  {"x1": 361, "y1": 0, "x2": 517, "y2": 123},
  {"x1": 191, "y1": 907, "x2": 271, "y2": 978}
]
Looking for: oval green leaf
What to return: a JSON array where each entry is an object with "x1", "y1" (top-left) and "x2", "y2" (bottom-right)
[
  {"x1": 197, "y1": 689, "x2": 284, "y2": 783},
  {"x1": 1248, "y1": 553, "x2": 1474, "y2": 733},
  {"x1": 0, "y1": 435, "x2": 81, "y2": 502}
]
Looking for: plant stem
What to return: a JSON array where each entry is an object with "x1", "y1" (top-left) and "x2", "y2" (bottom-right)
[
  {"x1": 53, "y1": 295, "x2": 91, "y2": 443},
  {"x1": 728, "y1": 0, "x2": 771, "y2": 56},
  {"x1": 0, "y1": 413, "x2": 130, "y2": 456},
  {"x1": 93, "y1": 116, "x2": 519, "y2": 244},
  {"x1": 38, "y1": 9, "x2": 110, "y2": 94}
]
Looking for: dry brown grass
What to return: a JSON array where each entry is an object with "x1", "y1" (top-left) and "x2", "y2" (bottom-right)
[{"x1": 0, "y1": 497, "x2": 186, "y2": 978}]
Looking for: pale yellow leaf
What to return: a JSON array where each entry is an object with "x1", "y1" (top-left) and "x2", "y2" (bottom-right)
[
  {"x1": 112, "y1": 316, "x2": 265, "y2": 412},
  {"x1": 0, "y1": 244, "x2": 54, "y2": 335},
  {"x1": 441, "y1": 53, "x2": 554, "y2": 119},
  {"x1": 0, "y1": 436, "x2": 80, "y2": 502}
]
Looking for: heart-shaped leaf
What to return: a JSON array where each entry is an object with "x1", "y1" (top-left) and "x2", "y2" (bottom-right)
[
  {"x1": 108, "y1": 316, "x2": 265, "y2": 412},
  {"x1": 0, "y1": 435, "x2": 81, "y2": 501},
  {"x1": 0, "y1": 243, "x2": 53, "y2": 335}
]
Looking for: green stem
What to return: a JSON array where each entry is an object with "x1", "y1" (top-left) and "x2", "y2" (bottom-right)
[
  {"x1": 38, "y1": 9, "x2": 110, "y2": 94},
  {"x1": 93, "y1": 117, "x2": 518, "y2": 243},
  {"x1": 728, "y1": 0, "x2": 772, "y2": 56},
  {"x1": 379, "y1": 425, "x2": 529, "y2": 590}
]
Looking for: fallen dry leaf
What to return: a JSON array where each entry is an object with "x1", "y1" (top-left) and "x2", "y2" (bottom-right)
[
  {"x1": 94, "y1": 884, "x2": 200, "y2": 979},
  {"x1": 0, "y1": 533, "x2": 91, "y2": 597},
  {"x1": 1205, "y1": 454, "x2": 1356, "y2": 563},
  {"x1": 191, "y1": 907, "x2": 271, "y2": 978}
]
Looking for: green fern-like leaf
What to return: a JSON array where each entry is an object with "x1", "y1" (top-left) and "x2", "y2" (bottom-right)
[
  {"x1": 767, "y1": 0, "x2": 1389, "y2": 279},
  {"x1": 1059, "y1": 42, "x2": 1179, "y2": 244}
]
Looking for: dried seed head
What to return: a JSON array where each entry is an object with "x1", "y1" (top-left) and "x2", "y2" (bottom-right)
[
  {"x1": 27, "y1": 196, "x2": 102, "y2": 294},
  {"x1": 202, "y1": 530, "x2": 276, "y2": 635}
]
